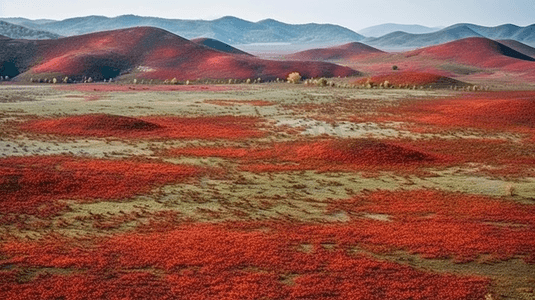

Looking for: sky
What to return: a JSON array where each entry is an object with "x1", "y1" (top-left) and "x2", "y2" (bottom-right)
[{"x1": 1, "y1": 0, "x2": 534, "y2": 31}]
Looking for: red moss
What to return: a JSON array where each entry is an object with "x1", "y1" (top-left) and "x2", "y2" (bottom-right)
[
  {"x1": 321, "y1": 190, "x2": 535, "y2": 263},
  {"x1": 167, "y1": 138, "x2": 443, "y2": 173},
  {"x1": 0, "y1": 222, "x2": 491, "y2": 300},
  {"x1": 0, "y1": 155, "x2": 202, "y2": 217},
  {"x1": 382, "y1": 91, "x2": 535, "y2": 133},
  {"x1": 20, "y1": 114, "x2": 266, "y2": 140}
]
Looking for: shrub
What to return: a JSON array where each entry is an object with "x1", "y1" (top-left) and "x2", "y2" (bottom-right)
[
  {"x1": 287, "y1": 72, "x2": 301, "y2": 84},
  {"x1": 392, "y1": 65, "x2": 399, "y2": 70},
  {"x1": 505, "y1": 184, "x2": 516, "y2": 196},
  {"x1": 316, "y1": 78, "x2": 328, "y2": 87}
]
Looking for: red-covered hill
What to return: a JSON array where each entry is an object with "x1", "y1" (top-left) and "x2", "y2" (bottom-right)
[
  {"x1": 406, "y1": 37, "x2": 535, "y2": 70},
  {"x1": 286, "y1": 42, "x2": 385, "y2": 61},
  {"x1": 0, "y1": 27, "x2": 358, "y2": 81}
]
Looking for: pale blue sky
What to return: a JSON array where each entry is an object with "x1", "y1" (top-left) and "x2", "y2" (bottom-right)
[{"x1": 1, "y1": 0, "x2": 533, "y2": 31}]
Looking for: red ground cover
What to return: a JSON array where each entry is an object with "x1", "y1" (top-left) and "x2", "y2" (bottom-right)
[
  {"x1": 286, "y1": 42, "x2": 385, "y2": 61},
  {"x1": 0, "y1": 155, "x2": 202, "y2": 217},
  {"x1": 167, "y1": 136, "x2": 535, "y2": 176},
  {"x1": 322, "y1": 189, "x2": 535, "y2": 263},
  {"x1": 353, "y1": 71, "x2": 463, "y2": 87},
  {"x1": 382, "y1": 91, "x2": 535, "y2": 132},
  {"x1": 407, "y1": 37, "x2": 535, "y2": 71},
  {"x1": 20, "y1": 114, "x2": 266, "y2": 140},
  {"x1": 166, "y1": 138, "x2": 445, "y2": 173},
  {"x1": 0, "y1": 222, "x2": 491, "y2": 300}
]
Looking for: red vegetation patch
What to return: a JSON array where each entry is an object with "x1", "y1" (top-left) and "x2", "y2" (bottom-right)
[
  {"x1": 167, "y1": 138, "x2": 442, "y2": 173},
  {"x1": 287, "y1": 42, "x2": 385, "y2": 61},
  {"x1": 380, "y1": 91, "x2": 535, "y2": 133},
  {"x1": 407, "y1": 37, "x2": 535, "y2": 70},
  {"x1": 0, "y1": 155, "x2": 201, "y2": 217},
  {"x1": 325, "y1": 189, "x2": 535, "y2": 263},
  {"x1": 20, "y1": 114, "x2": 266, "y2": 140},
  {"x1": 0, "y1": 222, "x2": 491, "y2": 299},
  {"x1": 203, "y1": 99, "x2": 275, "y2": 106},
  {"x1": 397, "y1": 138, "x2": 535, "y2": 177},
  {"x1": 353, "y1": 71, "x2": 464, "y2": 87}
]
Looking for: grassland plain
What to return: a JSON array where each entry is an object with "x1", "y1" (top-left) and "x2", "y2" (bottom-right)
[{"x1": 0, "y1": 82, "x2": 534, "y2": 300}]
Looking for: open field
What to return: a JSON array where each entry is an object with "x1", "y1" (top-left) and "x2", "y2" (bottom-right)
[{"x1": 1, "y1": 82, "x2": 534, "y2": 299}]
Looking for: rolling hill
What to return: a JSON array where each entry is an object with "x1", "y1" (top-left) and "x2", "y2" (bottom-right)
[
  {"x1": 9, "y1": 15, "x2": 365, "y2": 46},
  {"x1": 445, "y1": 23, "x2": 535, "y2": 44},
  {"x1": 363, "y1": 25, "x2": 484, "y2": 49},
  {"x1": 286, "y1": 42, "x2": 385, "y2": 61},
  {"x1": 0, "y1": 27, "x2": 358, "y2": 81},
  {"x1": 191, "y1": 38, "x2": 252, "y2": 56},
  {"x1": 0, "y1": 20, "x2": 60, "y2": 40},
  {"x1": 363, "y1": 23, "x2": 535, "y2": 50},
  {"x1": 496, "y1": 40, "x2": 535, "y2": 58},
  {"x1": 405, "y1": 37, "x2": 535, "y2": 71},
  {"x1": 358, "y1": 23, "x2": 444, "y2": 37}
]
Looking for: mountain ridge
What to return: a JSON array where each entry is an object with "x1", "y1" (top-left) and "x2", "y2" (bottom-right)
[
  {"x1": 358, "y1": 23, "x2": 444, "y2": 37},
  {"x1": 4, "y1": 15, "x2": 365, "y2": 45},
  {"x1": 0, "y1": 20, "x2": 61, "y2": 40},
  {"x1": 363, "y1": 23, "x2": 535, "y2": 50}
]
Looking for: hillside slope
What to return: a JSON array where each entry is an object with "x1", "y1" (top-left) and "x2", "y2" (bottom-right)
[
  {"x1": 0, "y1": 27, "x2": 358, "y2": 81},
  {"x1": 496, "y1": 39, "x2": 535, "y2": 58},
  {"x1": 286, "y1": 42, "x2": 385, "y2": 61}
]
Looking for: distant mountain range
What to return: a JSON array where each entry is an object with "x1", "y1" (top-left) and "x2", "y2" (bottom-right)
[
  {"x1": 0, "y1": 20, "x2": 60, "y2": 40},
  {"x1": 0, "y1": 15, "x2": 533, "y2": 51},
  {"x1": 0, "y1": 15, "x2": 365, "y2": 45},
  {"x1": 358, "y1": 23, "x2": 444, "y2": 37},
  {"x1": 363, "y1": 23, "x2": 535, "y2": 49}
]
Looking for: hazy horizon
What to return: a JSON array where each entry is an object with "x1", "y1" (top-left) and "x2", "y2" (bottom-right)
[{"x1": 1, "y1": 0, "x2": 534, "y2": 32}]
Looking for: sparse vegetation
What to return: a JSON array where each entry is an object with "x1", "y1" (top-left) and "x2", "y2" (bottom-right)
[
  {"x1": 287, "y1": 72, "x2": 301, "y2": 84},
  {"x1": 316, "y1": 78, "x2": 328, "y2": 87}
]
